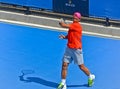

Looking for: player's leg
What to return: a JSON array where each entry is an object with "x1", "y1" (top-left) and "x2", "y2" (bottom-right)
[
  {"x1": 57, "y1": 47, "x2": 72, "y2": 89},
  {"x1": 78, "y1": 64, "x2": 95, "y2": 87},
  {"x1": 73, "y1": 49, "x2": 95, "y2": 87},
  {"x1": 79, "y1": 64, "x2": 90, "y2": 76},
  {"x1": 57, "y1": 62, "x2": 69, "y2": 89},
  {"x1": 61, "y1": 62, "x2": 69, "y2": 79}
]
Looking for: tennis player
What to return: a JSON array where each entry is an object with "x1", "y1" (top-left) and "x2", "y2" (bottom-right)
[{"x1": 57, "y1": 12, "x2": 95, "y2": 89}]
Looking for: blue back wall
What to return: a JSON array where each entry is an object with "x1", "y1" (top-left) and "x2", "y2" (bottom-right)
[
  {"x1": 89, "y1": 0, "x2": 120, "y2": 20},
  {"x1": 0, "y1": 0, "x2": 52, "y2": 10},
  {"x1": 1, "y1": 0, "x2": 120, "y2": 20}
]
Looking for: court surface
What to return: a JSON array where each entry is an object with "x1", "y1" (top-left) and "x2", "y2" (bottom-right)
[{"x1": 0, "y1": 22, "x2": 120, "y2": 89}]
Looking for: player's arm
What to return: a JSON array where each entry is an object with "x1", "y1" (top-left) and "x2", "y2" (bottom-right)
[
  {"x1": 59, "y1": 22, "x2": 70, "y2": 28},
  {"x1": 59, "y1": 18, "x2": 70, "y2": 28},
  {"x1": 59, "y1": 34, "x2": 68, "y2": 39},
  {"x1": 58, "y1": 18, "x2": 69, "y2": 39}
]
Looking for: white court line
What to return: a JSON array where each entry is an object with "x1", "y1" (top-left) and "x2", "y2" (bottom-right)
[
  {"x1": 1, "y1": 19, "x2": 120, "y2": 39},
  {"x1": 0, "y1": 19, "x2": 68, "y2": 31},
  {"x1": 0, "y1": 10, "x2": 120, "y2": 30},
  {"x1": 0, "y1": 10, "x2": 59, "y2": 21}
]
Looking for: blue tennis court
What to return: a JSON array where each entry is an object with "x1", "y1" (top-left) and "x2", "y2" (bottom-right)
[{"x1": 0, "y1": 22, "x2": 120, "y2": 89}]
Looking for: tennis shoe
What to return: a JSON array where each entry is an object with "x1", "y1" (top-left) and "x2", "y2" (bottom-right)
[
  {"x1": 57, "y1": 82, "x2": 66, "y2": 89},
  {"x1": 88, "y1": 74, "x2": 95, "y2": 87}
]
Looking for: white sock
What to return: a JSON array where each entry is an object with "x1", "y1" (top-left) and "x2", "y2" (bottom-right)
[
  {"x1": 89, "y1": 74, "x2": 95, "y2": 79},
  {"x1": 61, "y1": 79, "x2": 66, "y2": 85},
  {"x1": 63, "y1": 83, "x2": 67, "y2": 89}
]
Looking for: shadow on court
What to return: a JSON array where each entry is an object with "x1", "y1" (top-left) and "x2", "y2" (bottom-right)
[
  {"x1": 19, "y1": 75, "x2": 88, "y2": 88},
  {"x1": 19, "y1": 75, "x2": 58, "y2": 88},
  {"x1": 67, "y1": 84, "x2": 88, "y2": 88}
]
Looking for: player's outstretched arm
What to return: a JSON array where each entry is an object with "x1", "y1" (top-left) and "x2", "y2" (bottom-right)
[
  {"x1": 59, "y1": 34, "x2": 68, "y2": 39},
  {"x1": 59, "y1": 18, "x2": 70, "y2": 28}
]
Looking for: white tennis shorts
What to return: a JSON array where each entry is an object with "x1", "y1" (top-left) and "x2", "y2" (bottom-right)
[{"x1": 62, "y1": 47, "x2": 84, "y2": 65}]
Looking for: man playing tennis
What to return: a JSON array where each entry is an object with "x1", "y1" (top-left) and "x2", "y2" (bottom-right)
[{"x1": 57, "y1": 12, "x2": 95, "y2": 89}]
